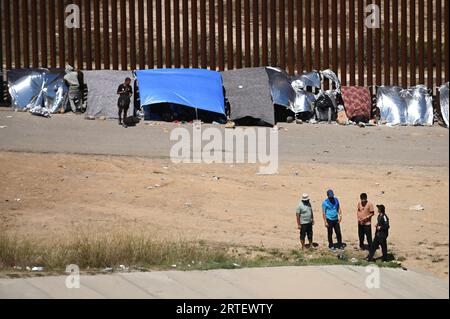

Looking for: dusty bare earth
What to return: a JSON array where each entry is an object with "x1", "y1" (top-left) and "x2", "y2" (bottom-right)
[{"x1": 0, "y1": 151, "x2": 448, "y2": 278}]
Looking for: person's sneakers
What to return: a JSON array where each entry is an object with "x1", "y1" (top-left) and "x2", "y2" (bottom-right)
[
  {"x1": 329, "y1": 246, "x2": 337, "y2": 251},
  {"x1": 122, "y1": 123, "x2": 128, "y2": 128},
  {"x1": 118, "y1": 122, "x2": 123, "y2": 126}
]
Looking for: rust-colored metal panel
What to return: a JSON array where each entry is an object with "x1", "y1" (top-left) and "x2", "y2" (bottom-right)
[
  {"x1": 147, "y1": 0, "x2": 155, "y2": 69},
  {"x1": 418, "y1": 0, "x2": 425, "y2": 84},
  {"x1": 200, "y1": 0, "x2": 207, "y2": 68},
  {"x1": 375, "y1": 0, "x2": 381, "y2": 86},
  {"x1": 111, "y1": 0, "x2": 119, "y2": 69},
  {"x1": 270, "y1": 0, "x2": 277, "y2": 66},
  {"x1": 76, "y1": 0, "x2": 84, "y2": 70},
  {"x1": 58, "y1": 0, "x2": 65, "y2": 68},
  {"x1": 182, "y1": 0, "x2": 189, "y2": 67},
  {"x1": 287, "y1": 0, "x2": 294, "y2": 74},
  {"x1": 279, "y1": 0, "x2": 286, "y2": 69},
  {"x1": 410, "y1": 0, "x2": 416, "y2": 86},
  {"x1": 235, "y1": 0, "x2": 242, "y2": 68},
  {"x1": 357, "y1": 0, "x2": 364, "y2": 86},
  {"x1": 323, "y1": 0, "x2": 329, "y2": 71},
  {"x1": 244, "y1": 0, "x2": 251, "y2": 67},
  {"x1": 366, "y1": 0, "x2": 373, "y2": 88},
  {"x1": 165, "y1": 0, "x2": 172, "y2": 68},
  {"x1": 22, "y1": 0, "x2": 30, "y2": 68},
  {"x1": 13, "y1": 0, "x2": 21, "y2": 68},
  {"x1": 313, "y1": 0, "x2": 321, "y2": 72},
  {"x1": 138, "y1": 0, "x2": 146, "y2": 69},
  {"x1": 210, "y1": 0, "x2": 217, "y2": 70},
  {"x1": 400, "y1": 0, "x2": 407, "y2": 87},
  {"x1": 156, "y1": 0, "x2": 163, "y2": 68},
  {"x1": 436, "y1": 0, "x2": 442, "y2": 87},
  {"x1": 103, "y1": 0, "x2": 111, "y2": 69},
  {"x1": 445, "y1": 0, "x2": 449, "y2": 82},
  {"x1": 253, "y1": 0, "x2": 260, "y2": 68},
  {"x1": 348, "y1": 0, "x2": 355, "y2": 85},
  {"x1": 40, "y1": 0, "x2": 48, "y2": 67},
  {"x1": 261, "y1": 0, "x2": 268, "y2": 67},
  {"x1": 227, "y1": 0, "x2": 235, "y2": 69},
  {"x1": 297, "y1": 0, "x2": 304, "y2": 73},
  {"x1": 392, "y1": 0, "x2": 399, "y2": 85},
  {"x1": 129, "y1": 0, "x2": 137, "y2": 70},
  {"x1": 339, "y1": 0, "x2": 346, "y2": 85},
  {"x1": 94, "y1": 0, "x2": 103, "y2": 69},
  {"x1": 191, "y1": 0, "x2": 198, "y2": 68},
  {"x1": 426, "y1": 0, "x2": 433, "y2": 90},
  {"x1": 174, "y1": 0, "x2": 181, "y2": 68},
  {"x1": 85, "y1": 0, "x2": 93, "y2": 70},
  {"x1": 383, "y1": 0, "x2": 390, "y2": 85},
  {"x1": 218, "y1": 0, "x2": 225, "y2": 70}
]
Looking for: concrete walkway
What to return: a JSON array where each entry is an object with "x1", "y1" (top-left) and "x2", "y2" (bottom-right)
[{"x1": 0, "y1": 266, "x2": 448, "y2": 299}]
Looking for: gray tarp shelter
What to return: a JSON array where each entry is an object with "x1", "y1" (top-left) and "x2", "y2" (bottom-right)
[
  {"x1": 222, "y1": 67, "x2": 275, "y2": 126},
  {"x1": 84, "y1": 70, "x2": 134, "y2": 119}
]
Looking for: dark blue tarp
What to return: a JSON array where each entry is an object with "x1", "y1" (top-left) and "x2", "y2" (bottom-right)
[{"x1": 135, "y1": 68, "x2": 226, "y2": 116}]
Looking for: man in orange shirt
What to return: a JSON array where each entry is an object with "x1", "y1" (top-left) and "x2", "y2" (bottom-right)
[{"x1": 357, "y1": 193, "x2": 375, "y2": 250}]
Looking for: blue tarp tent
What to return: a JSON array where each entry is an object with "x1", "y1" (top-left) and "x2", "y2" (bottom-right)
[{"x1": 135, "y1": 69, "x2": 226, "y2": 119}]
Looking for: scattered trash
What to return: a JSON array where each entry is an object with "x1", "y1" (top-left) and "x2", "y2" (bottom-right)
[
  {"x1": 238, "y1": 85, "x2": 244, "y2": 89},
  {"x1": 296, "y1": 119, "x2": 303, "y2": 124},
  {"x1": 31, "y1": 267, "x2": 44, "y2": 272},
  {"x1": 309, "y1": 119, "x2": 318, "y2": 124},
  {"x1": 171, "y1": 264, "x2": 177, "y2": 268},
  {"x1": 409, "y1": 204, "x2": 425, "y2": 211},
  {"x1": 15, "y1": 198, "x2": 21, "y2": 202},
  {"x1": 13, "y1": 266, "x2": 23, "y2": 270},
  {"x1": 351, "y1": 258, "x2": 358, "y2": 264},
  {"x1": 7, "y1": 116, "x2": 12, "y2": 119},
  {"x1": 232, "y1": 263, "x2": 241, "y2": 268},
  {"x1": 0, "y1": 126, "x2": 7, "y2": 129},
  {"x1": 119, "y1": 265, "x2": 129, "y2": 271},
  {"x1": 225, "y1": 121, "x2": 236, "y2": 129},
  {"x1": 213, "y1": 176, "x2": 220, "y2": 181},
  {"x1": 184, "y1": 202, "x2": 192, "y2": 208},
  {"x1": 102, "y1": 267, "x2": 114, "y2": 273},
  {"x1": 146, "y1": 186, "x2": 154, "y2": 190},
  {"x1": 154, "y1": 184, "x2": 161, "y2": 188}
]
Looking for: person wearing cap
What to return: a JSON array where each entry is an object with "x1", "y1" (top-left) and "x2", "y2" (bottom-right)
[
  {"x1": 117, "y1": 77, "x2": 133, "y2": 127},
  {"x1": 322, "y1": 189, "x2": 343, "y2": 250},
  {"x1": 296, "y1": 193, "x2": 315, "y2": 250},
  {"x1": 64, "y1": 65, "x2": 82, "y2": 113},
  {"x1": 367, "y1": 205, "x2": 390, "y2": 262},
  {"x1": 357, "y1": 193, "x2": 375, "y2": 250}
]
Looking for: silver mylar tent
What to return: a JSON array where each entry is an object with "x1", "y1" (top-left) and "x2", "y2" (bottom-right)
[
  {"x1": 266, "y1": 67, "x2": 341, "y2": 115},
  {"x1": 377, "y1": 85, "x2": 433, "y2": 126},
  {"x1": 7, "y1": 68, "x2": 69, "y2": 117},
  {"x1": 439, "y1": 83, "x2": 449, "y2": 128}
]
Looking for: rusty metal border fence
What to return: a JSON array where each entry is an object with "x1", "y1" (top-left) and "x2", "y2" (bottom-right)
[{"x1": 0, "y1": 0, "x2": 448, "y2": 104}]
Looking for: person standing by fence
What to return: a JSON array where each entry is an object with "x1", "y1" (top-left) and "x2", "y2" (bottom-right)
[{"x1": 117, "y1": 77, "x2": 133, "y2": 128}]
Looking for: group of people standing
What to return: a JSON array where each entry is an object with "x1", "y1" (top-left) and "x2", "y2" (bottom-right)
[{"x1": 295, "y1": 190, "x2": 390, "y2": 262}]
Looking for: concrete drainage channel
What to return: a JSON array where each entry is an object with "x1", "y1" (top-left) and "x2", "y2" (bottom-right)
[{"x1": 0, "y1": 266, "x2": 448, "y2": 299}]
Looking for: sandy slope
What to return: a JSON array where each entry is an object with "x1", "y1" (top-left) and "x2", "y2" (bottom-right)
[{"x1": 0, "y1": 152, "x2": 448, "y2": 278}]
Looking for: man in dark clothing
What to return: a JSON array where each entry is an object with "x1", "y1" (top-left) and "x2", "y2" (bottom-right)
[
  {"x1": 367, "y1": 205, "x2": 390, "y2": 262},
  {"x1": 117, "y1": 77, "x2": 133, "y2": 127}
]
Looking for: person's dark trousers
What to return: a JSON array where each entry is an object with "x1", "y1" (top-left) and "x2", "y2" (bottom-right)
[
  {"x1": 368, "y1": 234, "x2": 388, "y2": 261},
  {"x1": 327, "y1": 219, "x2": 342, "y2": 248},
  {"x1": 358, "y1": 224, "x2": 373, "y2": 249}
]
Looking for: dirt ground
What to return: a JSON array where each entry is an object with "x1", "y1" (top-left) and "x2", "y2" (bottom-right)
[{"x1": 0, "y1": 151, "x2": 448, "y2": 278}]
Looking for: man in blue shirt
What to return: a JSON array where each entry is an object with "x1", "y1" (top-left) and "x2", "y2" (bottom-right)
[{"x1": 322, "y1": 189, "x2": 344, "y2": 250}]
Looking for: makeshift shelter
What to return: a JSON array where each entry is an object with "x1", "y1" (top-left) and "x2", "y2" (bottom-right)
[
  {"x1": 84, "y1": 70, "x2": 134, "y2": 119},
  {"x1": 135, "y1": 68, "x2": 226, "y2": 123},
  {"x1": 341, "y1": 86, "x2": 372, "y2": 122},
  {"x1": 222, "y1": 67, "x2": 275, "y2": 126},
  {"x1": 376, "y1": 85, "x2": 433, "y2": 126},
  {"x1": 7, "y1": 68, "x2": 69, "y2": 117},
  {"x1": 439, "y1": 83, "x2": 449, "y2": 128}
]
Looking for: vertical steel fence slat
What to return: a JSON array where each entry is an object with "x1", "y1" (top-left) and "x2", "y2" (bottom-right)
[
  {"x1": 227, "y1": 0, "x2": 235, "y2": 69},
  {"x1": 253, "y1": 0, "x2": 260, "y2": 68},
  {"x1": 174, "y1": 0, "x2": 181, "y2": 68},
  {"x1": 297, "y1": 0, "x2": 304, "y2": 73},
  {"x1": 164, "y1": 0, "x2": 172, "y2": 68}
]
